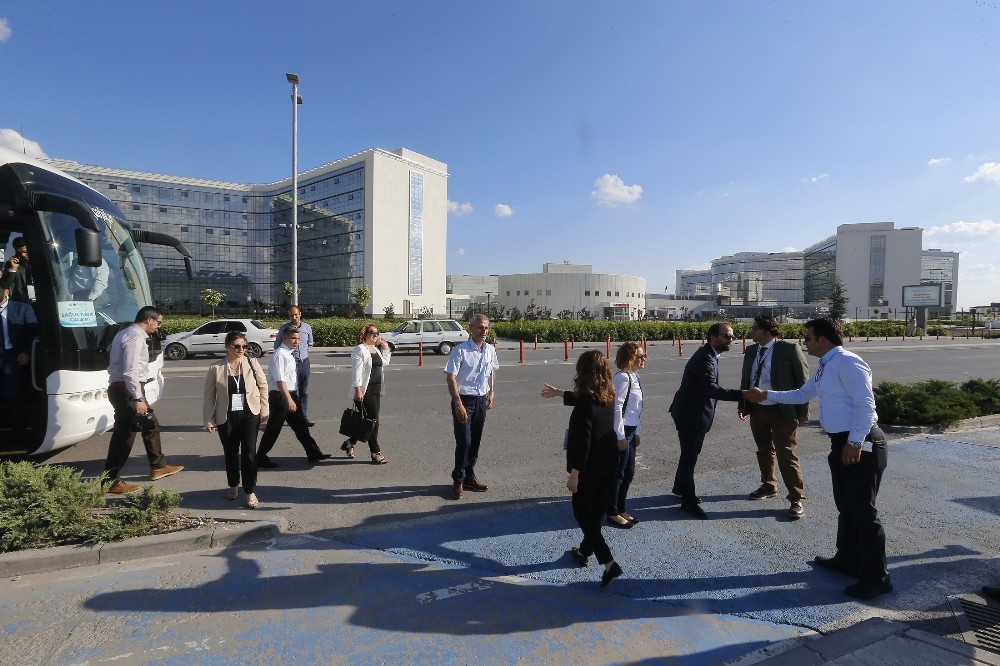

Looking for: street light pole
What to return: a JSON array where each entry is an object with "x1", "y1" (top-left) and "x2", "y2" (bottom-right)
[
  {"x1": 286, "y1": 72, "x2": 302, "y2": 306},
  {"x1": 485, "y1": 291, "x2": 492, "y2": 317}
]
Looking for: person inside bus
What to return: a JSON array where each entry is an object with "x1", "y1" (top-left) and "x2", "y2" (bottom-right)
[
  {"x1": 0, "y1": 273, "x2": 37, "y2": 413},
  {"x1": 2, "y1": 237, "x2": 34, "y2": 303},
  {"x1": 66, "y1": 251, "x2": 111, "y2": 303}
]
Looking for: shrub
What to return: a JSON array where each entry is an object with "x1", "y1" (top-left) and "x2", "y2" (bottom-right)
[
  {"x1": 960, "y1": 378, "x2": 1000, "y2": 416},
  {"x1": 875, "y1": 379, "x2": 980, "y2": 427}
]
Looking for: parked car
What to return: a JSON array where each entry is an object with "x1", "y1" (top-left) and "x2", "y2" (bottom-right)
[
  {"x1": 163, "y1": 319, "x2": 280, "y2": 360},
  {"x1": 384, "y1": 319, "x2": 470, "y2": 354}
]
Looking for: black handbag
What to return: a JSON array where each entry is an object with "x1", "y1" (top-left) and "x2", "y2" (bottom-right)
[{"x1": 339, "y1": 402, "x2": 376, "y2": 441}]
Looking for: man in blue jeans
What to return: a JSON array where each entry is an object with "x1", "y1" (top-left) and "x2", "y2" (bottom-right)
[{"x1": 445, "y1": 314, "x2": 498, "y2": 499}]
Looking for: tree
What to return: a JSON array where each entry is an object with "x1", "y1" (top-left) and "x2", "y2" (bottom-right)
[
  {"x1": 282, "y1": 282, "x2": 301, "y2": 302},
  {"x1": 829, "y1": 275, "x2": 848, "y2": 322},
  {"x1": 556, "y1": 309, "x2": 574, "y2": 320},
  {"x1": 351, "y1": 284, "x2": 372, "y2": 315},
  {"x1": 383, "y1": 303, "x2": 395, "y2": 319},
  {"x1": 200, "y1": 288, "x2": 225, "y2": 318}
]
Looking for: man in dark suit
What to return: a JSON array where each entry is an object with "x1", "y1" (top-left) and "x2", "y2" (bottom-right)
[
  {"x1": 3, "y1": 237, "x2": 33, "y2": 303},
  {"x1": 0, "y1": 274, "x2": 37, "y2": 411},
  {"x1": 668, "y1": 322, "x2": 742, "y2": 518},
  {"x1": 738, "y1": 315, "x2": 810, "y2": 519}
]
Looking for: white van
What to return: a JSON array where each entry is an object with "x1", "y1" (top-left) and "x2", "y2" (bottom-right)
[{"x1": 384, "y1": 319, "x2": 470, "y2": 354}]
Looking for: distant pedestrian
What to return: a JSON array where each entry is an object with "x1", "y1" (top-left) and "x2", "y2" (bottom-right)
[
  {"x1": 343, "y1": 322, "x2": 391, "y2": 464},
  {"x1": 275, "y1": 305, "x2": 315, "y2": 426},
  {"x1": 445, "y1": 314, "x2": 498, "y2": 499},
  {"x1": 103, "y1": 306, "x2": 183, "y2": 494},
  {"x1": 668, "y1": 322, "x2": 742, "y2": 519},
  {"x1": 204, "y1": 331, "x2": 269, "y2": 508},
  {"x1": 562, "y1": 350, "x2": 624, "y2": 587},
  {"x1": 256, "y1": 327, "x2": 331, "y2": 467},
  {"x1": 908, "y1": 315, "x2": 917, "y2": 337},
  {"x1": 744, "y1": 317, "x2": 892, "y2": 600},
  {"x1": 738, "y1": 315, "x2": 810, "y2": 519}
]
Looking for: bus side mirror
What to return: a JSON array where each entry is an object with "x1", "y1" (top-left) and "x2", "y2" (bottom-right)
[
  {"x1": 76, "y1": 228, "x2": 103, "y2": 267},
  {"x1": 184, "y1": 256, "x2": 195, "y2": 280}
]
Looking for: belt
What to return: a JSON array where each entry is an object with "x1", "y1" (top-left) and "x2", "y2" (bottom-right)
[{"x1": 110, "y1": 381, "x2": 126, "y2": 387}]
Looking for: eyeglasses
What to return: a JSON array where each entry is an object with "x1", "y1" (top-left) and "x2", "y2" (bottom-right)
[
  {"x1": 366, "y1": 330, "x2": 379, "y2": 336},
  {"x1": 230, "y1": 344, "x2": 248, "y2": 350},
  {"x1": 720, "y1": 334, "x2": 735, "y2": 340},
  {"x1": 636, "y1": 354, "x2": 647, "y2": 361},
  {"x1": 802, "y1": 336, "x2": 816, "y2": 343}
]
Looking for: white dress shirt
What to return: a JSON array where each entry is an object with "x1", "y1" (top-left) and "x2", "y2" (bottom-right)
[
  {"x1": 766, "y1": 346, "x2": 877, "y2": 442},
  {"x1": 108, "y1": 323, "x2": 151, "y2": 400},
  {"x1": 613, "y1": 371, "x2": 643, "y2": 440},
  {"x1": 267, "y1": 344, "x2": 298, "y2": 392}
]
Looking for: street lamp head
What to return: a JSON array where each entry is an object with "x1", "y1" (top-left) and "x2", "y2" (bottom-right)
[{"x1": 286, "y1": 72, "x2": 299, "y2": 84}]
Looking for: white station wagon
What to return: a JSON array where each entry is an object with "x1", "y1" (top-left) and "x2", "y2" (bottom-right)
[
  {"x1": 163, "y1": 319, "x2": 280, "y2": 360},
  {"x1": 384, "y1": 319, "x2": 470, "y2": 354}
]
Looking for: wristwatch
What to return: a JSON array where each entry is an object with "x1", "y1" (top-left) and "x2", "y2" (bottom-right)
[{"x1": 847, "y1": 441, "x2": 863, "y2": 450}]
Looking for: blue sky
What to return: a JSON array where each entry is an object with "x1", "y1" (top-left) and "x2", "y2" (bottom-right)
[{"x1": 2, "y1": 1, "x2": 999, "y2": 309}]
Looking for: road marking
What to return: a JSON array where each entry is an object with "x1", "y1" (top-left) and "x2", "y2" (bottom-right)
[{"x1": 416, "y1": 580, "x2": 493, "y2": 604}]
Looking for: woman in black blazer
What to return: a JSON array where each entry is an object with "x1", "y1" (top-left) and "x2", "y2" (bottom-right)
[{"x1": 560, "y1": 350, "x2": 624, "y2": 587}]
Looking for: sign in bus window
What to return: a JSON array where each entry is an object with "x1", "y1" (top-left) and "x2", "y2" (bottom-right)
[{"x1": 58, "y1": 300, "x2": 98, "y2": 327}]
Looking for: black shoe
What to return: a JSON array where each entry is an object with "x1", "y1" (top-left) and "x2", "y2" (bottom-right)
[
  {"x1": 568, "y1": 548, "x2": 589, "y2": 567},
  {"x1": 814, "y1": 554, "x2": 861, "y2": 578},
  {"x1": 845, "y1": 576, "x2": 893, "y2": 600},
  {"x1": 607, "y1": 515, "x2": 634, "y2": 529},
  {"x1": 256, "y1": 457, "x2": 279, "y2": 469},
  {"x1": 680, "y1": 503, "x2": 708, "y2": 519},
  {"x1": 671, "y1": 487, "x2": 702, "y2": 504},
  {"x1": 983, "y1": 585, "x2": 1000, "y2": 601},
  {"x1": 600, "y1": 562, "x2": 623, "y2": 588},
  {"x1": 307, "y1": 453, "x2": 333, "y2": 462},
  {"x1": 305, "y1": 420, "x2": 316, "y2": 427}
]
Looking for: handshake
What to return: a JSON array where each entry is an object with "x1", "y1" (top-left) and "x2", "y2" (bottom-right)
[{"x1": 742, "y1": 387, "x2": 767, "y2": 403}]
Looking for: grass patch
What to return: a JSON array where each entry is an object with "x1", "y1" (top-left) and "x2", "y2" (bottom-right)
[{"x1": 0, "y1": 462, "x2": 184, "y2": 553}]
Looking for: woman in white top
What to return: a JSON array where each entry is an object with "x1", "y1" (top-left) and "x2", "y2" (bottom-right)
[
  {"x1": 607, "y1": 341, "x2": 645, "y2": 527},
  {"x1": 343, "y1": 322, "x2": 391, "y2": 464}
]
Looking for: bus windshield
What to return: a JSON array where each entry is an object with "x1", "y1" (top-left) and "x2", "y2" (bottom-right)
[{"x1": 43, "y1": 207, "x2": 152, "y2": 331}]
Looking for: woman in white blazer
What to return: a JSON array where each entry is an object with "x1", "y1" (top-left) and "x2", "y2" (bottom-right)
[
  {"x1": 204, "y1": 331, "x2": 269, "y2": 508},
  {"x1": 342, "y1": 322, "x2": 391, "y2": 464}
]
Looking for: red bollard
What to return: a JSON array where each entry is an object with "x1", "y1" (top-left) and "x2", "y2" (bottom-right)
[
  {"x1": 866, "y1": 333, "x2": 870, "y2": 342},
  {"x1": 534, "y1": 333, "x2": 538, "y2": 351},
  {"x1": 606, "y1": 334, "x2": 611, "y2": 358},
  {"x1": 564, "y1": 339, "x2": 569, "y2": 361},
  {"x1": 642, "y1": 336, "x2": 648, "y2": 354},
  {"x1": 741, "y1": 335, "x2": 746, "y2": 353},
  {"x1": 418, "y1": 340, "x2": 423, "y2": 366},
  {"x1": 519, "y1": 338, "x2": 524, "y2": 364},
  {"x1": 678, "y1": 338, "x2": 684, "y2": 357}
]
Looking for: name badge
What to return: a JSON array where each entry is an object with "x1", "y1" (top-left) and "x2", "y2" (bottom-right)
[{"x1": 230, "y1": 394, "x2": 244, "y2": 411}]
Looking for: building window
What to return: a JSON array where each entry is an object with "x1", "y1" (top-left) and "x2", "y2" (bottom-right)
[
  {"x1": 507, "y1": 291, "x2": 511, "y2": 296},
  {"x1": 181, "y1": 191, "x2": 189, "y2": 197},
  {"x1": 206, "y1": 229, "x2": 214, "y2": 235},
  {"x1": 615, "y1": 291, "x2": 620, "y2": 297},
  {"x1": 585, "y1": 290, "x2": 590, "y2": 296},
  {"x1": 537, "y1": 290, "x2": 542, "y2": 296},
  {"x1": 132, "y1": 186, "x2": 140, "y2": 193},
  {"x1": 224, "y1": 230, "x2": 231, "y2": 236},
  {"x1": 108, "y1": 184, "x2": 117, "y2": 190},
  {"x1": 181, "y1": 226, "x2": 189, "y2": 232},
  {"x1": 242, "y1": 197, "x2": 248, "y2": 204},
  {"x1": 516, "y1": 291, "x2": 521, "y2": 296},
  {"x1": 159, "y1": 207, "x2": 167, "y2": 213},
  {"x1": 607, "y1": 291, "x2": 611, "y2": 297},
  {"x1": 132, "y1": 205, "x2": 140, "y2": 210},
  {"x1": 546, "y1": 290, "x2": 552, "y2": 296},
  {"x1": 224, "y1": 195, "x2": 230, "y2": 202},
  {"x1": 408, "y1": 171, "x2": 424, "y2": 295}
]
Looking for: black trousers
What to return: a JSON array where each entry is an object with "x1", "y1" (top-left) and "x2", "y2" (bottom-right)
[
  {"x1": 573, "y1": 465, "x2": 616, "y2": 565},
  {"x1": 350, "y1": 386, "x2": 382, "y2": 454},
  {"x1": 104, "y1": 383, "x2": 165, "y2": 481},
  {"x1": 451, "y1": 394, "x2": 487, "y2": 484},
  {"x1": 672, "y1": 418, "x2": 708, "y2": 504},
  {"x1": 257, "y1": 390, "x2": 322, "y2": 460},
  {"x1": 217, "y1": 411, "x2": 260, "y2": 492},
  {"x1": 827, "y1": 429, "x2": 888, "y2": 583}
]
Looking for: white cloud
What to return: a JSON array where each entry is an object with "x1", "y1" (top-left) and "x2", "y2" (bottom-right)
[
  {"x1": 0, "y1": 18, "x2": 11, "y2": 43},
  {"x1": 494, "y1": 203, "x2": 514, "y2": 218},
  {"x1": 925, "y1": 219, "x2": 1000, "y2": 239},
  {"x1": 964, "y1": 162, "x2": 1000, "y2": 183},
  {"x1": 0, "y1": 128, "x2": 48, "y2": 158},
  {"x1": 928, "y1": 157, "x2": 951, "y2": 167},
  {"x1": 447, "y1": 200, "x2": 473, "y2": 217},
  {"x1": 801, "y1": 173, "x2": 829, "y2": 184},
  {"x1": 457, "y1": 248, "x2": 465, "y2": 256},
  {"x1": 591, "y1": 174, "x2": 642, "y2": 206}
]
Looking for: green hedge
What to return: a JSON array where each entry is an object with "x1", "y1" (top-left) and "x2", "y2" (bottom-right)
[{"x1": 874, "y1": 378, "x2": 1000, "y2": 427}]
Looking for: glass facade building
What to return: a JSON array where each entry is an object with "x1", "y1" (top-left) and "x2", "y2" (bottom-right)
[
  {"x1": 48, "y1": 148, "x2": 448, "y2": 316},
  {"x1": 921, "y1": 249, "x2": 959, "y2": 318}
]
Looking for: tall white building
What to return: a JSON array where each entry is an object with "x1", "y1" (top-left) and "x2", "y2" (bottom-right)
[{"x1": 50, "y1": 147, "x2": 448, "y2": 317}]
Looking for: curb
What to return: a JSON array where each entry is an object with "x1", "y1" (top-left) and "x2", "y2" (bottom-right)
[
  {"x1": 753, "y1": 617, "x2": 1000, "y2": 665},
  {"x1": 882, "y1": 413, "x2": 1000, "y2": 435},
  {"x1": 0, "y1": 516, "x2": 287, "y2": 578}
]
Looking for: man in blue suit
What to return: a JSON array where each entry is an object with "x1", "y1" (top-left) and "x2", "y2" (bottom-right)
[
  {"x1": 668, "y1": 322, "x2": 742, "y2": 518},
  {"x1": 0, "y1": 273, "x2": 37, "y2": 409}
]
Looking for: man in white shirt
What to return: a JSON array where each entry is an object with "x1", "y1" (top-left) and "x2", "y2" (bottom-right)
[
  {"x1": 274, "y1": 305, "x2": 315, "y2": 426},
  {"x1": 744, "y1": 317, "x2": 891, "y2": 600},
  {"x1": 445, "y1": 314, "x2": 498, "y2": 499},
  {"x1": 256, "y1": 327, "x2": 330, "y2": 467},
  {"x1": 103, "y1": 306, "x2": 183, "y2": 494}
]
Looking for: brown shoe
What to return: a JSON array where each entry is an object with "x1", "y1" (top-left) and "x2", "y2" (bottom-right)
[
  {"x1": 452, "y1": 482, "x2": 463, "y2": 499},
  {"x1": 462, "y1": 478, "x2": 489, "y2": 492},
  {"x1": 150, "y1": 464, "x2": 183, "y2": 481},
  {"x1": 107, "y1": 479, "x2": 141, "y2": 494}
]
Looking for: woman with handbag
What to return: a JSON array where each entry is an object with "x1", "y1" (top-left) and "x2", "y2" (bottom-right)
[
  {"x1": 342, "y1": 322, "x2": 391, "y2": 464},
  {"x1": 607, "y1": 341, "x2": 645, "y2": 528},
  {"x1": 203, "y1": 331, "x2": 269, "y2": 508},
  {"x1": 557, "y1": 350, "x2": 624, "y2": 587}
]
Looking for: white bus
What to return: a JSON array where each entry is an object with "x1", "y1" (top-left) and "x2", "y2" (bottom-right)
[{"x1": 0, "y1": 146, "x2": 193, "y2": 458}]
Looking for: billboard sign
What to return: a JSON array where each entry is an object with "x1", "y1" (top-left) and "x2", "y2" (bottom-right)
[{"x1": 902, "y1": 284, "x2": 943, "y2": 307}]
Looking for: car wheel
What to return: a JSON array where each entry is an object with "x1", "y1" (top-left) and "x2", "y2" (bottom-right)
[
  {"x1": 164, "y1": 343, "x2": 188, "y2": 361},
  {"x1": 246, "y1": 343, "x2": 263, "y2": 358},
  {"x1": 438, "y1": 341, "x2": 453, "y2": 355}
]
